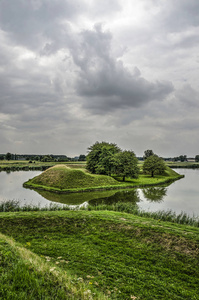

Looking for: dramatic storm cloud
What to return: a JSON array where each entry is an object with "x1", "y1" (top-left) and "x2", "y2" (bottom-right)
[{"x1": 0, "y1": 0, "x2": 199, "y2": 156}]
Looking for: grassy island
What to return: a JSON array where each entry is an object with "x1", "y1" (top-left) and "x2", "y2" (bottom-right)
[{"x1": 23, "y1": 164, "x2": 184, "y2": 193}]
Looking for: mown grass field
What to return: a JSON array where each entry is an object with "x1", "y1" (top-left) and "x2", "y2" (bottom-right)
[{"x1": 0, "y1": 210, "x2": 199, "y2": 299}]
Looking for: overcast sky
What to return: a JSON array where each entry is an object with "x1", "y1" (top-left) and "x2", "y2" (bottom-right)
[{"x1": 0, "y1": 0, "x2": 199, "y2": 157}]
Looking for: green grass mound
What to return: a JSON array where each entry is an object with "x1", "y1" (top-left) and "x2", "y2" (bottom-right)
[{"x1": 24, "y1": 165, "x2": 120, "y2": 192}]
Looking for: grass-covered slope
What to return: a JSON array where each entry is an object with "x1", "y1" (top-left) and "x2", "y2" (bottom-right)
[
  {"x1": 0, "y1": 231, "x2": 107, "y2": 300},
  {"x1": 0, "y1": 210, "x2": 198, "y2": 299},
  {"x1": 24, "y1": 165, "x2": 121, "y2": 192},
  {"x1": 24, "y1": 165, "x2": 183, "y2": 193}
]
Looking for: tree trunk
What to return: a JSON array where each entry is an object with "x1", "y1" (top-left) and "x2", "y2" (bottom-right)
[{"x1": 123, "y1": 176, "x2": 125, "y2": 181}]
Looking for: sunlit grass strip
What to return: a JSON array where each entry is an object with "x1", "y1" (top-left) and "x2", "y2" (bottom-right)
[{"x1": 0, "y1": 232, "x2": 108, "y2": 300}]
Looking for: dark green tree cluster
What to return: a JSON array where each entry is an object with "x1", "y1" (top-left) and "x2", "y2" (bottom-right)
[
  {"x1": 86, "y1": 142, "x2": 139, "y2": 181},
  {"x1": 86, "y1": 142, "x2": 121, "y2": 176},
  {"x1": 41, "y1": 155, "x2": 55, "y2": 162},
  {"x1": 143, "y1": 154, "x2": 166, "y2": 177},
  {"x1": 114, "y1": 151, "x2": 139, "y2": 181},
  {"x1": 195, "y1": 155, "x2": 199, "y2": 162},
  {"x1": 173, "y1": 155, "x2": 187, "y2": 162},
  {"x1": 143, "y1": 149, "x2": 154, "y2": 160},
  {"x1": 78, "y1": 154, "x2": 86, "y2": 161}
]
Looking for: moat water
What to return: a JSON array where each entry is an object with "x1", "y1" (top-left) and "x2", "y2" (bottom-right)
[{"x1": 0, "y1": 169, "x2": 198, "y2": 217}]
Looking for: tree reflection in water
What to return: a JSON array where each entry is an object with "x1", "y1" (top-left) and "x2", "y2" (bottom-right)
[
  {"x1": 142, "y1": 186, "x2": 167, "y2": 202},
  {"x1": 32, "y1": 185, "x2": 168, "y2": 208},
  {"x1": 89, "y1": 189, "x2": 140, "y2": 206}
]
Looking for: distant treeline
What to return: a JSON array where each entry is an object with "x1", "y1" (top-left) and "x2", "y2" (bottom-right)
[
  {"x1": 0, "y1": 153, "x2": 86, "y2": 162},
  {"x1": 1, "y1": 152, "x2": 199, "y2": 163}
]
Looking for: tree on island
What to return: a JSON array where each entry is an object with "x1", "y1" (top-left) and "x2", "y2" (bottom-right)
[
  {"x1": 143, "y1": 154, "x2": 166, "y2": 177},
  {"x1": 113, "y1": 150, "x2": 139, "y2": 181},
  {"x1": 143, "y1": 149, "x2": 154, "y2": 160},
  {"x1": 86, "y1": 142, "x2": 139, "y2": 180},
  {"x1": 86, "y1": 141, "x2": 121, "y2": 175}
]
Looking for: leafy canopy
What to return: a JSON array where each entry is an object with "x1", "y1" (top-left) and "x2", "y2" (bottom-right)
[
  {"x1": 86, "y1": 141, "x2": 121, "y2": 175},
  {"x1": 195, "y1": 155, "x2": 199, "y2": 162},
  {"x1": 143, "y1": 149, "x2": 154, "y2": 160},
  {"x1": 143, "y1": 154, "x2": 166, "y2": 177},
  {"x1": 114, "y1": 150, "x2": 139, "y2": 181},
  {"x1": 87, "y1": 142, "x2": 139, "y2": 181}
]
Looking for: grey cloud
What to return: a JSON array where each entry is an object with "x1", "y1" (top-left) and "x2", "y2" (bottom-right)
[
  {"x1": 175, "y1": 84, "x2": 199, "y2": 107},
  {"x1": 88, "y1": 0, "x2": 121, "y2": 17},
  {"x1": 0, "y1": 0, "x2": 85, "y2": 51},
  {"x1": 157, "y1": 0, "x2": 199, "y2": 32},
  {"x1": 72, "y1": 25, "x2": 174, "y2": 112}
]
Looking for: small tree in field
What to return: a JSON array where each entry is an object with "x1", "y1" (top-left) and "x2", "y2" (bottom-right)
[
  {"x1": 143, "y1": 154, "x2": 166, "y2": 177},
  {"x1": 113, "y1": 150, "x2": 139, "y2": 181}
]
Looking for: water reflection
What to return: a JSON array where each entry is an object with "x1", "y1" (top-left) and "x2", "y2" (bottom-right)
[
  {"x1": 36, "y1": 189, "x2": 119, "y2": 205},
  {"x1": 1, "y1": 169, "x2": 199, "y2": 217},
  {"x1": 89, "y1": 189, "x2": 140, "y2": 206},
  {"x1": 142, "y1": 186, "x2": 167, "y2": 202},
  {"x1": 25, "y1": 182, "x2": 169, "y2": 209},
  {"x1": 31, "y1": 187, "x2": 141, "y2": 209}
]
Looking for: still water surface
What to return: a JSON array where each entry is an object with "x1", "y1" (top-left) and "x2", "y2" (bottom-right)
[{"x1": 0, "y1": 169, "x2": 198, "y2": 216}]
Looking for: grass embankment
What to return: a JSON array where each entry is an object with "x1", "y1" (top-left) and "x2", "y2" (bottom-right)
[
  {"x1": 0, "y1": 210, "x2": 198, "y2": 299},
  {"x1": 24, "y1": 164, "x2": 183, "y2": 193}
]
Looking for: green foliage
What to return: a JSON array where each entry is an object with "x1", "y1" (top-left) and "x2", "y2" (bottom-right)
[
  {"x1": 174, "y1": 155, "x2": 187, "y2": 162},
  {"x1": 113, "y1": 150, "x2": 139, "y2": 181},
  {"x1": 78, "y1": 154, "x2": 86, "y2": 161},
  {"x1": 195, "y1": 155, "x2": 199, "y2": 162},
  {"x1": 143, "y1": 154, "x2": 166, "y2": 177},
  {"x1": 143, "y1": 149, "x2": 154, "y2": 160},
  {"x1": 86, "y1": 141, "x2": 121, "y2": 175},
  {"x1": 179, "y1": 155, "x2": 187, "y2": 162},
  {"x1": 41, "y1": 155, "x2": 55, "y2": 162},
  {"x1": 5, "y1": 152, "x2": 12, "y2": 160}
]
